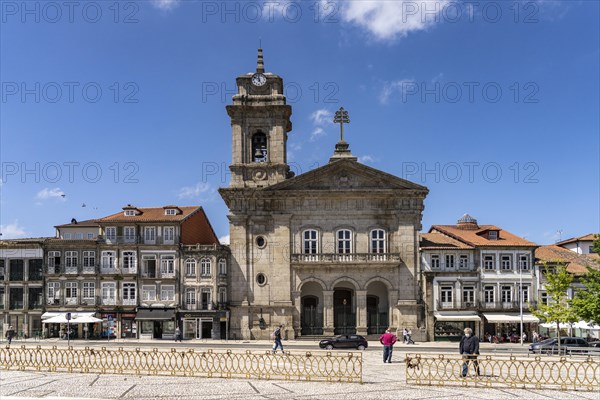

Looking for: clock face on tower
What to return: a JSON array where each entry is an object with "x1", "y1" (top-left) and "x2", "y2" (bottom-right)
[{"x1": 251, "y1": 73, "x2": 267, "y2": 87}]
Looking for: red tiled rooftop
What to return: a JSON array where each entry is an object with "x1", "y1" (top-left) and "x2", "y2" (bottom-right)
[
  {"x1": 95, "y1": 206, "x2": 200, "y2": 223},
  {"x1": 420, "y1": 233, "x2": 474, "y2": 250},
  {"x1": 430, "y1": 225, "x2": 537, "y2": 247},
  {"x1": 536, "y1": 245, "x2": 600, "y2": 275}
]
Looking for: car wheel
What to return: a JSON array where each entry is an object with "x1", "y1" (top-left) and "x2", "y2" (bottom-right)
[
  {"x1": 325, "y1": 344, "x2": 333, "y2": 350},
  {"x1": 357, "y1": 345, "x2": 365, "y2": 350}
]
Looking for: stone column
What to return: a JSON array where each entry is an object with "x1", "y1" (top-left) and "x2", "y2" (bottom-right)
[
  {"x1": 323, "y1": 290, "x2": 334, "y2": 336},
  {"x1": 356, "y1": 290, "x2": 367, "y2": 336},
  {"x1": 292, "y1": 291, "x2": 301, "y2": 337}
]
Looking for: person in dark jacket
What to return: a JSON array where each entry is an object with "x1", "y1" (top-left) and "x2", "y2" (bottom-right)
[
  {"x1": 459, "y1": 327, "x2": 480, "y2": 377},
  {"x1": 5, "y1": 325, "x2": 15, "y2": 346},
  {"x1": 272, "y1": 325, "x2": 285, "y2": 354}
]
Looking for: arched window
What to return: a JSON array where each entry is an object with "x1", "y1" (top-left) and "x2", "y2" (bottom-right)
[
  {"x1": 370, "y1": 229, "x2": 385, "y2": 253},
  {"x1": 185, "y1": 259, "x2": 196, "y2": 276},
  {"x1": 218, "y1": 258, "x2": 227, "y2": 275},
  {"x1": 252, "y1": 132, "x2": 268, "y2": 162},
  {"x1": 303, "y1": 229, "x2": 318, "y2": 254},
  {"x1": 336, "y1": 229, "x2": 352, "y2": 254},
  {"x1": 201, "y1": 258, "x2": 212, "y2": 276}
]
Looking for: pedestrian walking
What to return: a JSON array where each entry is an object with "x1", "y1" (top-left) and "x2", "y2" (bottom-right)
[
  {"x1": 271, "y1": 324, "x2": 285, "y2": 354},
  {"x1": 379, "y1": 328, "x2": 397, "y2": 363},
  {"x1": 532, "y1": 331, "x2": 539, "y2": 343},
  {"x1": 402, "y1": 328, "x2": 408, "y2": 344},
  {"x1": 175, "y1": 326, "x2": 182, "y2": 342},
  {"x1": 5, "y1": 325, "x2": 15, "y2": 346},
  {"x1": 406, "y1": 328, "x2": 414, "y2": 344},
  {"x1": 459, "y1": 327, "x2": 480, "y2": 377}
]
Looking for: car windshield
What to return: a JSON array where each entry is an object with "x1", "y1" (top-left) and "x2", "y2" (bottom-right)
[{"x1": 333, "y1": 335, "x2": 345, "y2": 339}]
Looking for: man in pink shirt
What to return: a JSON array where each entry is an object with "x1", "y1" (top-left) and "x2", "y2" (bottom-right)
[{"x1": 379, "y1": 328, "x2": 397, "y2": 363}]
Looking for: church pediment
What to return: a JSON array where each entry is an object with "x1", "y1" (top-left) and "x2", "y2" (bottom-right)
[{"x1": 265, "y1": 159, "x2": 428, "y2": 193}]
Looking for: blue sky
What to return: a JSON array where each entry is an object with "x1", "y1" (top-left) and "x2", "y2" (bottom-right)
[{"x1": 0, "y1": 0, "x2": 598, "y2": 245}]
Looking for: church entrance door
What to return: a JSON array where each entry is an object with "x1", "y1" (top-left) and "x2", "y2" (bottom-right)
[
  {"x1": 301, "y1": 296, "x2": 323, "y2": 335},
  {"x1": 333, "y1": 289, "x2": 355, "y2": 334}
]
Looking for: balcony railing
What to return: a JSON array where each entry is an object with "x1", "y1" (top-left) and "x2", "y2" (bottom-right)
[
  {"x1": 101, "y1": 297, "x2": 116, "y2": 306},
  {"x1": 122, "y1": 299, "x2": 137, "y2": 306},
  {"x1": 437, "y1": 301, "x2": 537, "y2": 311},
  {"x1": 98, "y1": 235, "x2": 179, "y2": 245},
  {"x1": 291, "y1": 253, "x2": 401, "y2": 264},
  {"x1": 140, "y1": 271, "x2": 175, "y2": 279},
  {"x1": 28, "y1": 302, "x2": 43, "y2": 310},
  {"x1": 47, "y1": 264, "x2": 98, "y2": 275}
]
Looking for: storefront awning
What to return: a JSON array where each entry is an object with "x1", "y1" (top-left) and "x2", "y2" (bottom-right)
[
  {"x1": 434, "y1": 312, "x2": 481, "y2": 322},
  {"x1": 41, "y1": 312, "x2": 96, "y2": 320},
  {"x1": 483, "y1": 313, "x2": 539, "y2": 323},
  {"x1": 135, "y1": 309, "x2": 175, "y2": 321}
]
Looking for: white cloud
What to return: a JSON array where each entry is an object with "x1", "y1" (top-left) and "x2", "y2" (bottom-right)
[
  {"x1": 219, "y1": 234, "x2": 230, "y2": 245},
  {"x1": 358, "y1": 155, "x2": 376, "y2": 164},
  {"x1": 0, "y1": 221, "x2": 27, "y2": 239},
  {"x1": 339, "y1": 0, "x2": 449, "y2": 41},
  {"x1": 177, "y1": 182, "x2": 214, "y2": 199},
  {"x1": 151, "y1": 0, "x2": 180, "y2": 10},
  {"x1": 310, "y1": 127, "x2": 326, "y2": 141},
  {"x1": 310, "y1": 109, "x2": 333, "y2": 126},
  {"x1": 379, "y1": 79, "x2": 415, "y2": 104},
  {"x1": 36, "y1": 187, "x2": 66, "y2": 201}
]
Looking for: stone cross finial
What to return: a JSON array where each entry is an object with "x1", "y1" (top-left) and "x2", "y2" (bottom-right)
[{"x1": 333, "y1": 107, "x2": 350, "y2": 142}]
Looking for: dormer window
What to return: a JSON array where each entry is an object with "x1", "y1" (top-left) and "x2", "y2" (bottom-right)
[
  {"x1": 124, "y1": 210, "x2": 136, "y2": 216},
  {"x1": 165, "y1": 209, "x2": 176, "y2": 215},
  {"x1": 488, "y1": 231, "x2": 498, "y2": 240}
]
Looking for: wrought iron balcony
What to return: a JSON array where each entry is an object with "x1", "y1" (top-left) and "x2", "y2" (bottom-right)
[
  {"x1": 291, "y1": 253, "x2": 401, "y2": 264},
  {"x1": 98, "y1": 235, "x2": 179, "y2": 245},
  {"x1": 426, "y1": 262, "x2": 477, "y2": 272}
]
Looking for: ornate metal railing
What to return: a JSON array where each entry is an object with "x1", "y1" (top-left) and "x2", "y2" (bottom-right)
[
  {"x1": 404, "y1": 354, "x2": 599, "y2": 391},
  {"x1": 291, "y1": 253, "x2": 401, "y2": 264},
  {"x1": 0, "y1": 346, "x2": 362, "y2": 383}
]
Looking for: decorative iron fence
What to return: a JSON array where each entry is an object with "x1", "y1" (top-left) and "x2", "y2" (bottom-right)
[
  {"x1": 404, "y1": 353, "x2": 599, "y2": 391},
  {"x1": 0, "y1": 346, "x2": 362, "y2": 383}
]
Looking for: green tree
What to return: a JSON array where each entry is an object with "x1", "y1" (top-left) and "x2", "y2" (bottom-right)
[
  {"x1": 571, "y1": 235, "x2": 600, "y2": 326},
  {"x1": 533, "y1": 263, "x2": 577, "y2": 353}
]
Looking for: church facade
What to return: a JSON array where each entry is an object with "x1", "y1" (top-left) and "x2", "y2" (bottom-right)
[{"x1": 219, "y1": 50, "x2": 429, "y2": 340}]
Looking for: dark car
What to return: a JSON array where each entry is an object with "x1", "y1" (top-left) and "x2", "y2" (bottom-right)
[
  {"x1": 528, "y1": 337, "x2": 588, "y2": 354},
  {"x1": 319, "y1": 334, "x2": 368, "y2": 350},
  {"x1": 588, "y1": 341, "x2": 600, "y2": 348}
]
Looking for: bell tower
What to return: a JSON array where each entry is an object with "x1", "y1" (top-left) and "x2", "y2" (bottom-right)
[{"x1": 226, "y1": 49, "x2": 293, "y2": 188}]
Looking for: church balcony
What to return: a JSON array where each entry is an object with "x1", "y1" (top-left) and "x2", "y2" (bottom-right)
[{"x1": 290, "y1": 253, "x2": 401, "y2": 265}]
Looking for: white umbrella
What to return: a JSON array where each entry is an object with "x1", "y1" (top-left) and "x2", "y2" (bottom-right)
[
  {"x1": 43, "y1": 315, "x2": 69, "y2": 324},
  {"x1": 71, "y1": 315, "x2": 102, "y2": 323},
  {"x1": 573, "y1": 321, "x2": 600, "y2": 330}
]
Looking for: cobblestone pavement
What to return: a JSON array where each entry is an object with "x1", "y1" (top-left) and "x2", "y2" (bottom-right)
[{"x1": 1, "y1": 340, "x2": 598, "y2": 399}]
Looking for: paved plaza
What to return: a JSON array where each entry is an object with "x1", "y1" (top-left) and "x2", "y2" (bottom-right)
[{"x1": 1, "y1": 339, "x2": 598, "y2": 399}]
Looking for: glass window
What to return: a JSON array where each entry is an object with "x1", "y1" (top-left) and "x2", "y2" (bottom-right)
[
  {"x1": 83, "y1": 251, "x2": 95, "y2": 267},
  {"x1": 144, "y1": 227, "x2": 156, "y2": 241},
  {"x1": 501, "y1": 286, "x2": 512, "y2": 303},
  {"x1": 48, "y1": 251, "x2": 61, "y2": 269},
  {"x1": 218, "y1": 287, "x2": 227, "y2": 304},
  {"x1": 519, "y1": 255, "x2": 529, "y2": 270},
  {"x1": 521, "y1": 286, "x2": 529, "y2": 303},
  {"x1": 101, "y1": 251, "x2": 115, "y2": 270},
  {"x1": 165, "y1": 209, "x2": 176, "y2": 215},
  {"x1": 122, "y1": 251, "x2": 136, "y2": 271},
  {"x1": 431, "y1": 255, "x2": 440, "y2": 268},
  {"x1": 160, "y1": 255, "x2": 175, "y2": 275},
  {"x1": 105, "y1": 227, "x2": 116, "y2": 240},
  {"x1": 186, "y1": 259, "x2": 196, "y2": 276},
  {"x1": 370, "y1": 229, "x2": 385, "y2": 253},
  {"x1": 82, "y1": 282, "x2": 95, "y2": 299},
  {"x1": 65, "y1": 251, "x2": 78, "y2": 268},
  {"x1": 201, "y1": 258, "x2": 211, "y2": 276},
  {"x1": 142, "y1": 285, "x2": 156, "y2": 301},
  {"x1": 540, "y1": 292, "x2": 548, "y2": 305},
  {"x1": 122, "y1": 283, "x2": 136, "y2": 301},
  {"x1": 488, "y1": 231, "x2": 498, "y2": 240},
  {"x1": 185, "y1": 289, "x2": 196, "y2": 306},
  {"x1": 337, "y1": 229, "x2": 352, "y2": 254},
  {"x1": 47, "y1": 282, "x2": 60, "y2": 303},
  {"x1": 303, "y1": 229, "x2": 318, "y2": 254},
  {"x1": 459, "y1": 255, "x2": 468, "y2": 268},
  {"x1": 161, "y1": 285, "x2": 175, "y2": 301},
  {"x1": 124, "y1": 226, "x2": 136, "y2": 241},
  {"x1": 483, "y1": 255, "x2": 495, "y2": 270},
  {"x1": 201, "y1": 289, "x2": 211, "y2": 309},
  {"x1": 141, "y1": 321, "x2": 153, "y2": 334},
  {"x1": 501, "y1": 255, "x2": 512, "y2": 270},
  {"x1": 65, "y1": 282, "x2": 78, "y2": 299},
  {"x1": 463, "y1": 287, "x2": 475, "y2": 303},
  {"x1": 101, "y1": 283, "x2": 116, "y2": 300},
  {"x1": 484, "y1": 286, "x2": 494, "y2": 303},
  {"x1": 218, "y1": 258, "x2": 227, "y2": 275},
  {"x1": 441, "y1": 286, "x2": 453, "y2": 303},
  {"x1": 445, "y1": 254, "x2": 455, "y2": 269},
  {"x1": 164, "y1": 227, "x2": 175, "y2": 241}
]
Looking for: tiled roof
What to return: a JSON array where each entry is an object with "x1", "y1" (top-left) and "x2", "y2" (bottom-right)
[
  {"x1": 556, "y1": 233, "x2": 598, "y2": 246},
  {"x1": 420, "y1": 233, "x2": 474, "y2": 250},
  {"x1": 55, "y1": 219, "x2": 99, "y2": 228},
  {"x1": 95, "y1": 206, "x2": 200, "y2": 223},
  {"x1": 536, "y1": 245, "x2": 600, "y2": 275},
  {"x1": 430, "y1": 225, "x2": 537, "y2": 247}
]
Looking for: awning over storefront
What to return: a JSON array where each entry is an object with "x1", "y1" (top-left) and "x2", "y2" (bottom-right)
[
  {"x1": 135, "y1": 309, "x2": 175, "y2": 321},
  {"x1": 434, "y1": 312, "x2": 481, "y2": 322},
  {"x1": 41, "y1": 312, "x2": 97, "y2": 320},
  {"x1": 483, "y1": 313, "x2": 539, "y2": 323}
]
